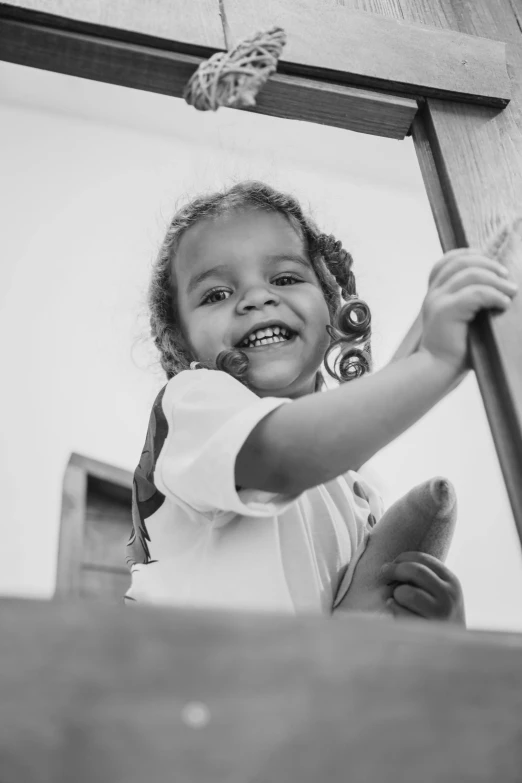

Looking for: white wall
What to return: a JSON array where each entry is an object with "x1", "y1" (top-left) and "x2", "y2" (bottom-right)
[{"x1": 1, "y1": 61, "x2": 521, "y2": 631}]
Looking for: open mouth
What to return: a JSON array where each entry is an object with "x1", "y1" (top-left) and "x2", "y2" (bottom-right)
[{"x1": 237, "y1": 325, "x2": 295, "y2": 350}]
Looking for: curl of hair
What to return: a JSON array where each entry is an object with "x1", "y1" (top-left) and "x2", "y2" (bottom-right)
[
  {"x1": 148, "y1": 180, "x2": 372, "y2": 389},
  {"x1": 324, "y1": 297, "x2": 372, "y2": 382},
  {"x1": 313, "y1": 232, "x2": 373, "y2": 382},
  {"x1": 215, "y1": 349, "x2": 250, "y2": 384}
]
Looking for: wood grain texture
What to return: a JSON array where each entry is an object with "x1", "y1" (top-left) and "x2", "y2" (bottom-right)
[
  {"x1": 0, "y1": 10, "x2": 417, "y2": 138},
  {"x1": 1, "y1": 598, "x2": 521, "y2": 782},
  {"x1": 250, "y1": 74, "x2": 418, "y2": 138},
  {"x1": 0, "y1": 15, "x2": 207, "y2": 97},
  {"x1": 222, "y1": 0, "x2": 511, "y2": 107},
  {"x1": 322, "y1": 0, "x2": 406, "y2": 16},
  {"x1": 0, "y1": 0, "x2": 225, "y2": 49},
  {"x1": 55, "y1": 462, "x2": 87, "y2": 597}
]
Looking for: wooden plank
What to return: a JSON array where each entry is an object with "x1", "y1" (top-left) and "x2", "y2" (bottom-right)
[
  {"x1": 0, "y1": 1, "x2": 511, "y2": 108},
  {"x1": 0, "y1": 8, "x2": 417, "y2": 139},
  {"x1": 0, "y1": 15, "x2": 207, "y2": 102},
  {"x1": 247, "y1": 74, "x2": 417, "y2": 139},
  {"x1": 1, "y1": 598, "x2": 522, "y2": 782},
  {"x1": 55, "y1": 460, "x2": 87, "y2": 597},
  {"x1": 0, "y1": 0, "x2": 226, "y2": 49},
  {"x1": 222, "y1": 0, "x2": 511, "y2": 107},
  {"x1": 390, "y1": 109, "x2": 459, "y2": 362}
]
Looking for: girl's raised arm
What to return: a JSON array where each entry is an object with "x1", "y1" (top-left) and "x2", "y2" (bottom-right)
[{"x1": 236, "y1": 251, "x2": 517, "y2": 495}]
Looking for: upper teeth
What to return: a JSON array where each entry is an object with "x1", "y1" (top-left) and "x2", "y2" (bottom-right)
[{"x1": 240, "y1": 326, "x2": 291, "y2": 347}]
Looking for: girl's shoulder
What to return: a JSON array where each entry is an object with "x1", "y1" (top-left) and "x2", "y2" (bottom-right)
[
  {"x1": 166, "y1": 367, "x2": 252, "y2": 393},
  {"x1": 161, "y1": 368, "x2": 261, "y2": 413}
]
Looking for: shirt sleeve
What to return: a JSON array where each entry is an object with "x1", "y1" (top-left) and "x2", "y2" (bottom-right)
[{"x1": 153, "y1": 369, "x2": 302, "y2": 525}]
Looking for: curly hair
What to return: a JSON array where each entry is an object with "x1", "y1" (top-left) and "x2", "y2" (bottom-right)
[{"x1": 148, "y1": 180, "x2": 371, "y2": 390}]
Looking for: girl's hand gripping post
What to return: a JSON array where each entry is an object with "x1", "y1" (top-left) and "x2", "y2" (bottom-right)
[
  {"x1": 236, "y1": 249, "x2": 518, "y2": 498},
  {"x1": 418, "y1": 248, "x2": 518, "y2": 379}
]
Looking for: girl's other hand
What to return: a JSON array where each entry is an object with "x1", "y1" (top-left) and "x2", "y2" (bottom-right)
[
  {"x1": 380, "y1": 551, "x2": 466, "y2": 625},
  {"x1": 420, "y1": 249, "x2": 518, "y2": 373}
]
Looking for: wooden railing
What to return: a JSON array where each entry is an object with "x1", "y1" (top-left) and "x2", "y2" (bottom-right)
[{"x1": 0, "y1": 597, "x2": 521, "y2": 781}]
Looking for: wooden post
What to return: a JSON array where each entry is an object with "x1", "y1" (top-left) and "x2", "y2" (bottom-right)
[
  {"x1": 56, "y1": 454, "x2": 132, "y2": 601},
  {"x1": 386, "y1": 0, "x2": 522, "y2": 547}
]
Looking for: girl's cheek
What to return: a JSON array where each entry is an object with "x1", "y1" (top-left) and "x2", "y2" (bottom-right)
[{"x1": 196, "y1": 320, "x2": 226, "y2": 356}]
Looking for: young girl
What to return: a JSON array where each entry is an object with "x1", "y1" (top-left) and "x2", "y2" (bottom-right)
[{"x1": 125, "y1": 180, "x2": 517, "y2": 621}]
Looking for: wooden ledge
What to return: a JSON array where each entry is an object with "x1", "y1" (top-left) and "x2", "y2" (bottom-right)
[{"x1": 1, "y1": 598, "x2": 521, "y2": 781}]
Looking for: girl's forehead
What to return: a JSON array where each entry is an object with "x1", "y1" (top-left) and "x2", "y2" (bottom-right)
[{"x1": 177, "y1": 209, "x2": 305, "y2": 265}]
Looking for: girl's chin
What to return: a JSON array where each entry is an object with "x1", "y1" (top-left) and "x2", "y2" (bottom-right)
[{"x1": 247, "y1": 367, "x2": 316, "y2": 397}]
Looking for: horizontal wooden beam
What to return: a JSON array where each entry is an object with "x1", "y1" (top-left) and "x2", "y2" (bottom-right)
[
  {"x1": 222, "y1": 0, "x2": 511, "y2": 108},
  {"x1": 2, "y1": 598, "x2": 522, "y2": 781},
  {"x1": 0, "y1": 0, "x2": 227, "y2": 50},
  {"x1": 248, "y1": 75, "x2": 417, "y2": 139},
  {"x1": 0, "y1": 0, "x2": 512, "y2": 113},
  {"x1": 0, "y1": 8, "x2": 418, "y2": 139}
]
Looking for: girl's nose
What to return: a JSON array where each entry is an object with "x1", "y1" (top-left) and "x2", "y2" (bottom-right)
[{"x1": 237, "y1": 286, "x2": 280, "y2": 312}]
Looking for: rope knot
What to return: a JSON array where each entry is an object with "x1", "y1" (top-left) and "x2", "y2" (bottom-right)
[{"x1": 183, "y1": 26, "x2": 287, "y2": 111}]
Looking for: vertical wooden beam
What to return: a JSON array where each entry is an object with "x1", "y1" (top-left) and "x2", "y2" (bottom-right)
[
  {"x1": 351, "y1": 0, "x2": 522, "y2": 548},
  {"x1": 412, "y1": 2, "x2": 522, "y2": 548},
  {"x1": 55, "y1": 459, "x2": 87, "y2": 597},
  {"x1": 413, "y1": 99, "x2": 522, "y2": 542}
]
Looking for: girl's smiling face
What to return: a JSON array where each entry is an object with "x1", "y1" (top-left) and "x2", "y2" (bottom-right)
[{"x1": 173, "y1": 208, "x2": 331, "y2": 398}]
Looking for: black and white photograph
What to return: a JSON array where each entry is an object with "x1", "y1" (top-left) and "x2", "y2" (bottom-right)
[{"x1": 1, "y1": 1, "x2": 522, "y2": 780}]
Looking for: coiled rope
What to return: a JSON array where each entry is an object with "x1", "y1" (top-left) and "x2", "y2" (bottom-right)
[{"x1": 183, "y1": 26, "x2": 287, "y2": 111}]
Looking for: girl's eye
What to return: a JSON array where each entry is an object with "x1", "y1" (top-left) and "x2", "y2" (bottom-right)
[
  {"x1": 201, "y1": 288, "x2": 230, "y2": 305},
  {"x1": 200, "y1": 276, "x2": 300, "y2": 304},
  {"x1": 274, "y1": 275, "x2": 300, "y2": 286}
]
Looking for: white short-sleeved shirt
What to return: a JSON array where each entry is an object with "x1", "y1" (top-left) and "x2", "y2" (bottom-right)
[{"x1": 125, "y1": 369, "x2": 383, "y2": 614}]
